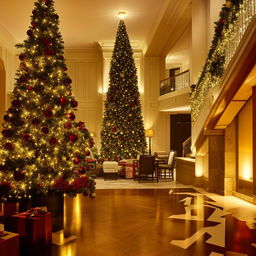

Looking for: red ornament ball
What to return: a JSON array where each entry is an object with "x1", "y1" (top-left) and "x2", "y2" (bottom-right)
[
  {"x1": 68, "y1": 134, "x2": 78, "y2": 143},
  {"x1": 41, "y1": 127, "x2": 49, "y2": 134},
  {"x1": 27, "y1": 30, "x2": 33, "y2": 37},
  {"x1": 14, "y1": 171, "x2": 25, "y2": 181},
  {"x1": 42, "y1": 38, "x2": 51, "y2": 46},
  {"x1": 44, "y1": 108, "x2": 53, "y2": 118},
  {"x1": 58, "y1": 97, "x2": 67, "y2": 105},
  {"x1": 28, "y1": 85, "x2": 33, "y2": 91},
  {"x1": 66, "y1": 112, "x2": 76, "y2": 121},
  {"x1": 32, "y1": 10, "x2": 37, "y2": 15},
  {"x1": 12, "y1": 99, "x2": 21, "y2": 107},
  {"x1": 4, "y1": 142, "x2": 14, "y2": 151},
  {"x1": 44, "y1": 48, "x2": 56, "y2": 56},
  {"x1": 83, "y1": 191, "x2": 88, "y2": 197},
  {"x1": 19, "y1": 76, "x2": 28, "y2": 83},
  {"x1": 64, "y1": 122, "x2": 72, "y2": 129},
  {"x1": 49, "y1": 137, "x2": 57, "y2": 146},
  {"x1": 78, "y1": 167, "x2": 86, "y2": 174},
  {"x1": 32, "y1": 118, "x2": 40, "y2": 125},
  {"x1": 0, "y1": 165, "x2": 8, "y2": 173},
  {"x1": 23, "y1": 133, "x2": 31, "y2": 141},
  {"x1": 4, "y1": 114, "x2": 10, "y2": 122},
  {"x1": 220, "y1": 19, "x2": 226, "y2": 25},
  {"x1": 71, "y1": 100, "x2": 78, "y2": 108},
  {"x1": 19, "y1": 54, "x2": 26, "y2": 61},
  {"x1": 73, "y1": 158, "x2": 80, "y2": 165},
  {"x1": 2, "y1": 129, "x2": 14, "y2": 138},
  {"x1": 63, "y1": 77, "x2": 72, "y2": 86},
  {"x1": 77, "y1": 121, "x2": 84, "y2": 128},
  {"x1": 85, "y1": 151, "x2": 90, "y2": 156},
  {"x1": 31, "y1": 21, "x2": 37, "y2": 28},
  {"x1": 20, "y1": 63, "x2": 27, "y2": 69}
]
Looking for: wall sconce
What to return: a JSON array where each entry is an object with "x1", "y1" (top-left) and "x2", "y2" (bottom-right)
[{"x1": 145, "y1": 129, "x2": 154, "y2": 155}]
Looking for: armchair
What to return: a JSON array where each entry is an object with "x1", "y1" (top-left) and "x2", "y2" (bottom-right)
[{"x1": 137, "y1": 155, "x2": 158, "y2": 183}]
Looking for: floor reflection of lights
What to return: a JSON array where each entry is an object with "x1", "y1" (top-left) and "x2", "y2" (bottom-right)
[{"x1": 168, "y1": 189, "x2": 256, "y2": 255}]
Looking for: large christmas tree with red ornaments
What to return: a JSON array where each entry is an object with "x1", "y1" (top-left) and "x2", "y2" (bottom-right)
[
  {"x1": 0, "y1": 0, "x2": 95, "y2": 201},
  {"x1": 100, "y1": 20, "x2": 147, "y2": 159}
]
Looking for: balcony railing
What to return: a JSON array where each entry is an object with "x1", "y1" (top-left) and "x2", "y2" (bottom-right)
[
  {"x1": 160, "y1": 70, "x2": 190, "y2": 96},
  {"x1": 191, "y1": 0, "x2": 256, "y2": 122}
]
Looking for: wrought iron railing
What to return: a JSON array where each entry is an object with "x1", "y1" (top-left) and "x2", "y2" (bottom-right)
[
  {"x1": 225, "y1": 0, "x2": 256, "y2": 68},
  {"x1": 191, "y1": 0, "x2": 256, "y2": 122},
  {"x1": 160, "y1": 70, "x2": 190, "y2": 96}
]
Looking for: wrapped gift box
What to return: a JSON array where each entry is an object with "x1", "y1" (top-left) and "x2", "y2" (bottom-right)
[
  {"x1": 0, "y1": 232, "x2": 19, "y2": 256},
  {"x1": 2, "y1": 202, "x2": 18, "y2": 217},
  {"x1": 125, "y1": 164, "x2": 134, "y2": 179},
  {"x1": 7, "y1": 212, "x2": 52, "y2": 255}
]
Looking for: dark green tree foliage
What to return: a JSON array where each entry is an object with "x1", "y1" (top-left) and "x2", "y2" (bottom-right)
[{"x1": 101, "y1": 20, "x2": 146, "y2": 159}]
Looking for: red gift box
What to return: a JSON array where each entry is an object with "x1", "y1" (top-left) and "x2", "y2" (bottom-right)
[
  {"x1": 0, "y1": 232, "x2": 19, "y2": 256},
  {"x1": 2, "y1": 202, "x2": 18, "y2": 217},
  {"x1": 8, "y1": 212, "x2": 52, "y2": 255}
]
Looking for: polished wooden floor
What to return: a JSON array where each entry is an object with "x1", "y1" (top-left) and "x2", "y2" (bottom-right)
[{"x1": 50, "y1": 188, "x2": 256, "y2": 256}]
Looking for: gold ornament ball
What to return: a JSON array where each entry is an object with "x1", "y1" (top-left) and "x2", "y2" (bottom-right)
[{"x1": 226, "y1": 0, "x2": 232, "y2": 8}]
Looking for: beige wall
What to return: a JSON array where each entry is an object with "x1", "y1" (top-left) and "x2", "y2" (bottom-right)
[
  {"x1": 238, "y1": 99, "x2": 253, "y2": 181},
  {"x1": 65, "y1": 48, "x2": 103, "y2": 149},
  {"x1": 166, "y1": 23, "x2": 191, "y2": 72},
  {"x1": 191, "y1": 0, "x2": 208, "y2": 84},
  {"x1": 144, "y1": 56, "x2": 170, "y2": 153},
  {"x1": 206, "y1": 0, "x2": 226, "y2": 50},
  {"x1": 191, "y1": 0, "x2": 225, "y2": 85},
  {"x1": 0, "y1": 24, "x2": 17, "y2": 110}
]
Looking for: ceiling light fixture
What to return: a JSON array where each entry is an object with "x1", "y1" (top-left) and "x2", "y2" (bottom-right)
[{"x1": 118, "y1": 11, "x2": 126, "y2": 20}]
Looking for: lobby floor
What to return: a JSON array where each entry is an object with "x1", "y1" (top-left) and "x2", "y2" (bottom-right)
[{"x1": 51, "y1": 185, "x2": 256, "y2": 256}]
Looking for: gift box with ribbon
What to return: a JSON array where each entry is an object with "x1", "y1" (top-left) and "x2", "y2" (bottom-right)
[
  {"x1": 0, "y1": 232, "x2": 19, "y2": 256},
  {"x1": 6, "y1": 208, "x2": 52, "y2": 255}
]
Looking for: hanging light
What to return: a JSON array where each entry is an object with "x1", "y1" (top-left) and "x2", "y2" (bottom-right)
[{"x1": 118, "y1": 11, "x2": 126, "y2": 20}]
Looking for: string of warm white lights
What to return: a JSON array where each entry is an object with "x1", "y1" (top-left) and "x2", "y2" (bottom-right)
[
  {"x1": 0, "y1": 0, "x2": 96, "y2": 201},
  {"x1": 191, "y1": 0, "x2": 255, "y2": 122}
]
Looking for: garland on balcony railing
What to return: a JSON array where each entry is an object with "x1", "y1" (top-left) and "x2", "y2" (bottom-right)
[{"x1": 191, "y1": 0, "x2": 243, "y2": 122}]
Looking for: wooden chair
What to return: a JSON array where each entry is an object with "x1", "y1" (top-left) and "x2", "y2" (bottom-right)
[
  {"x1": 137, "y1": 155, "x2": 158, "y2": 183},
  {"x1": 156, "y1": 150, "x2": 176, "y2": 180}
]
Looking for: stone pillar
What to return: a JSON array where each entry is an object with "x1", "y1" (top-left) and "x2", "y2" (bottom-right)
[{"x1": 208, "y1": 135, "x2": 225, "y2": 195}]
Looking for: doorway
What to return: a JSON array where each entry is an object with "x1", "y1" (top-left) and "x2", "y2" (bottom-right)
[{"x1": 170, "y1": 114, "x2": 191, "y2": 157}]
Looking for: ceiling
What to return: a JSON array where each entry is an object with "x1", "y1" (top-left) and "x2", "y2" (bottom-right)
[{"x1": 0, "y1": 0, "x2": 170, "y2": 50}]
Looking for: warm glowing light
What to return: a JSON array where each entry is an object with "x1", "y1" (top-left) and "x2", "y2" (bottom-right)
[
  {"x1": 195, "y1": 155, "x2": 204, "y2": 177},
  {"x1": 145, "y1": 129, "x2": 154, "y2": 138},
  {"x1": 240, "y1": 159, "x2": 252, "y2": 181},
  {"x1": 118, "y1": 11, "x2": 126, "y2": 20}
]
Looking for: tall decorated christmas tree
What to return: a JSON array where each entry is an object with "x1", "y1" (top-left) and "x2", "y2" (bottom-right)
[
  {"x1": 0, "y1": 0, "x2": 96, "y2": 201},
  {"x1": 101, "y1": 20, "x2": 147, "y2": 159}
]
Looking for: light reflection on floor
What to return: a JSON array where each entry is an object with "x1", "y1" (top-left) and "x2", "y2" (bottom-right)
[
  {"x1": 168, "y1": 189, "x2": 256, "y2": 256},
  {"x1": 50, "y1": 186, "x2": 256, "y2": 256}
]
